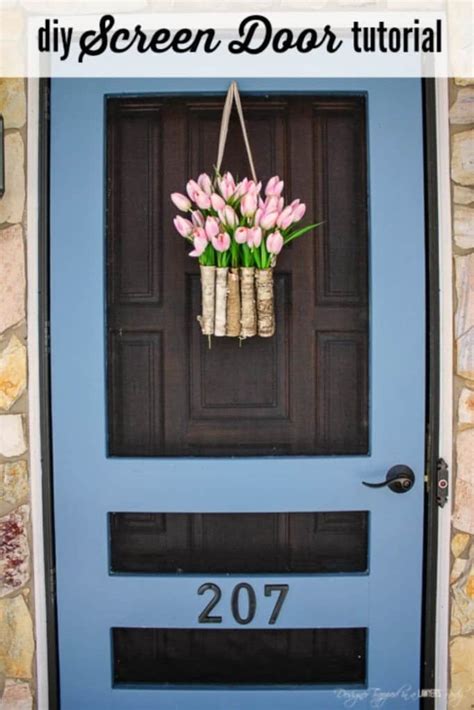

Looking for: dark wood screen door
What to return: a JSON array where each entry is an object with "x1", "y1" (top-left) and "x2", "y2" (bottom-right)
[
  {"x1": 51, "y1": 79, "x2": 426, "y2": 709},
  {"x1": 107, "y1": 94, "x2": 368, "y2": 457}
]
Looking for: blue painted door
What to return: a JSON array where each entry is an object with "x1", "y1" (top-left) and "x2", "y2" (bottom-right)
[{"x1": 50, "y1": 78, "x2": 425, "y2": 709}]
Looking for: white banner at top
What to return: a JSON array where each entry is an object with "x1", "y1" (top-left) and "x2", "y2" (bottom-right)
[{"x1": 1, "y1": 0, "x2": 473, "y2": 77}]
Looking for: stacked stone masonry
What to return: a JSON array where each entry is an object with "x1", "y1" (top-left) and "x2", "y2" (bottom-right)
[
  {"x1": 449, "y1": 77, "x2": 474, "y2": 710},
  {"x1": 0, "y1": 78, "x2": 34, "y2": 710}
]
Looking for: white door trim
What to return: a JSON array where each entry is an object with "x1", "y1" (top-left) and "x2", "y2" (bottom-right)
[
  {"x1": 434, "y1": 77, "x2": 454, "y2": 710},
  {"x1": 27, "y1": 77, "x2": 49, "y2": 710}
]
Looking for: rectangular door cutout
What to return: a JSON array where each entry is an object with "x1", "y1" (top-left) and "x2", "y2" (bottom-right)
[
  {"x1": 109, "y1": 511, "x2": 368, "y2": 574},
  {"x1": 106, "y1": 95, "x2": 369, "y2": 457},
  {"x1": 112, "y1": 627, "x2": 367, "y2": 685}
]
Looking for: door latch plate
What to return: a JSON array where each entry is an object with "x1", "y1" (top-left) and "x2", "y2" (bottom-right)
[{"x1": 436, "y1": 458, "x2": 449, "y2": 508}]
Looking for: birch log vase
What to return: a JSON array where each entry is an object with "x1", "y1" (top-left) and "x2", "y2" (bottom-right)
[
  {"x1": 255, "y1": 268, "x2": 275, "y2": 337},
  {"x1": 226, "y1": 268, "x2": 241, "y2": 337},
  {"x1": 197, "y1": 265, "x2": 216, "y2": 336},
  {"x1": 240, "y1": 267, "x2": 257, "y2": 338},
  {"x1": 214, "y1": 267, "x2": 229, "y2": 337}
]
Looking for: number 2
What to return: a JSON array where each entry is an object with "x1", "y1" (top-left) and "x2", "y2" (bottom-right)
[{"x1": 197, "y1": 583, "x2": 223, "y2": 623}]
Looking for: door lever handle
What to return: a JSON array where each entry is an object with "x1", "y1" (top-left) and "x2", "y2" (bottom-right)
[{"x1": 362, "y1": 465, "x2": 415, "y2": 494}]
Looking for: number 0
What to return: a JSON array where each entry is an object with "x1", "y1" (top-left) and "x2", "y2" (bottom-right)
[{"x1": 231, "y1": 583, "x2": 257, "y2": 625}]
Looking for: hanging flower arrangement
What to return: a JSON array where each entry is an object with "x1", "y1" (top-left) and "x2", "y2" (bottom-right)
[{"x1": 170, "y1": 82, "x2": 321, "y2": 339}]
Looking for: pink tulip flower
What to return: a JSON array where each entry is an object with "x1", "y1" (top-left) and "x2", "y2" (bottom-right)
[
  {"x1": 235, "y1": 179, "x2": 260, "y2": 198},
  {"x1": 194, "y1": 191, "x2": 212, "y2": 210},
  {"x1": 189, "y1": 234, "x2": 208, "y2": 257},
  {"x1": 260, "y1": 211, "x2": 279, "y2": 230},
  {"x1": 290, "y1": 198, "x2": 301, "y2": 209},
  {"x1": 265, "y1": 175, "x2": 284, "y2": 197},
  {"x1": 221, "y1": 205, "x2": 238, "y2": 228},
  {"x1": 205, "y1": 216, "x2": 220, "y2": 240},
  {"x1": 186, "y1": 179, "x2": 200, "y2": 201},
  {"x1": 191, "y1": 210, "x2": 205, "y2": 227},
  {"x1": 171, "y1": 192, "x2": 191, "y2": 212},
  {"x1": 212, "y1": 232, "x2": 231, "y2": 252},
  {"x1": 248, "y1": 227, "x2": 262, "y2": 248},
  {"x1": 292, "y1": 203, "x2": 306, "y2": 222},
  {"x1": 241, "y1": 193, "x2": 258, "y2": 217},
  {"x1": 218, "y1": 172, "x2": 236, "y2": 200},
  {"x1": 265, "y1": 195, "x2": 280, "y2": 213},
  {"x1": 234, "y1": 178, "x2": 249, "y2": 199},
  {"x1": 254, "y1": 208, "x2": 263, "y2": 227},
  {"x1": 197, "y1": 173, "x2": 213, "y2": 195},
  {"x1": 235, "y1": 227, "x2": 249, "y2": 244},
  {"x1": 173, "y1": 216, "x2": 193, "y2": 237},
  {"x1": 266, "y1": 231, "x2": 284, "y2": 255},
  {"x1": 211, "y1": 193, "x2": 226, "y2": 211},
  {"x1": 277, "y1": 206, "x2": 294, "y2": 230},
  {"x1": 193, "y1": 227, "x2": 206, "y2": 241}
]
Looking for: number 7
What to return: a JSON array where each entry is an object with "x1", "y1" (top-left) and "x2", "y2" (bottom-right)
[{"x1": 264, "y1": 584, "x2": 289, "y2": 625}]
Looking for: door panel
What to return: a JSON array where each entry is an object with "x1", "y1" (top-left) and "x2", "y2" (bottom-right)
[
  {"x1": 106, "y1": 95, "x2": 368, "y2": 456},
  {"x1": 109, "y1": 511, "x2": 368, "y2": 573},
  {"x1": 112, "y1": 627, "x2": 367, "y2": 685},
  {"x1": 51, "y1": 78, "x2": 425, "y2": 709}
]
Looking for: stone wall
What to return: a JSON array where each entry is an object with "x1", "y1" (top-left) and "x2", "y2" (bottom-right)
[
  {"x1": 449, "y1": 77, "x2": 474, "y2": 709},
  {"x1": 0, "y1": 79, "x2": 34, "y2": 710}
]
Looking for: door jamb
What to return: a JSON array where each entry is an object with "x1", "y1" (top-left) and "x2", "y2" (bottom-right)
[
  {"x1": 26, "y1": 78, "x2": 51, "y2": 710},
  {"x1": 432, "y1": 78, "x2": 454, "y2": 710},
  {"x1": 35, "y1": 77, "x2": 60, "y2": 710},
  {"x1": 421, "y1": 77, "x2": 442, "y2": 709},
  {"x1": 35, "y1": 77, "x2": 445, "y2": 710}
]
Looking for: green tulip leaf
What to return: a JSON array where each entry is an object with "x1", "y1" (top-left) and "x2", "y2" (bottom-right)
[{"x1": 283, "y1": 222, "x2": 324, "y2": 245}]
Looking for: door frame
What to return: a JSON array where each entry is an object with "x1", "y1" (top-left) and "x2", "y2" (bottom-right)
[{"x1": 30, "y1": 77, "x2": 447, "y2": 710}]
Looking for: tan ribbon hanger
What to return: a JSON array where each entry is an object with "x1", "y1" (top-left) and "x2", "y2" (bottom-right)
[{"x1": 216, "y1": 81, "x2": 258, "y2": 183}]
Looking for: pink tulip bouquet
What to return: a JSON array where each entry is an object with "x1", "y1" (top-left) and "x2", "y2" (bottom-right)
[{"x1": 171, "y1": 171, "x2": 320, "y2": 338}]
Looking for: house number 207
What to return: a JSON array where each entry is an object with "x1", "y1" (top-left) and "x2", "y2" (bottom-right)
[{"x1": 197, "y1": 583, "x2": 289, "y2": 625}]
